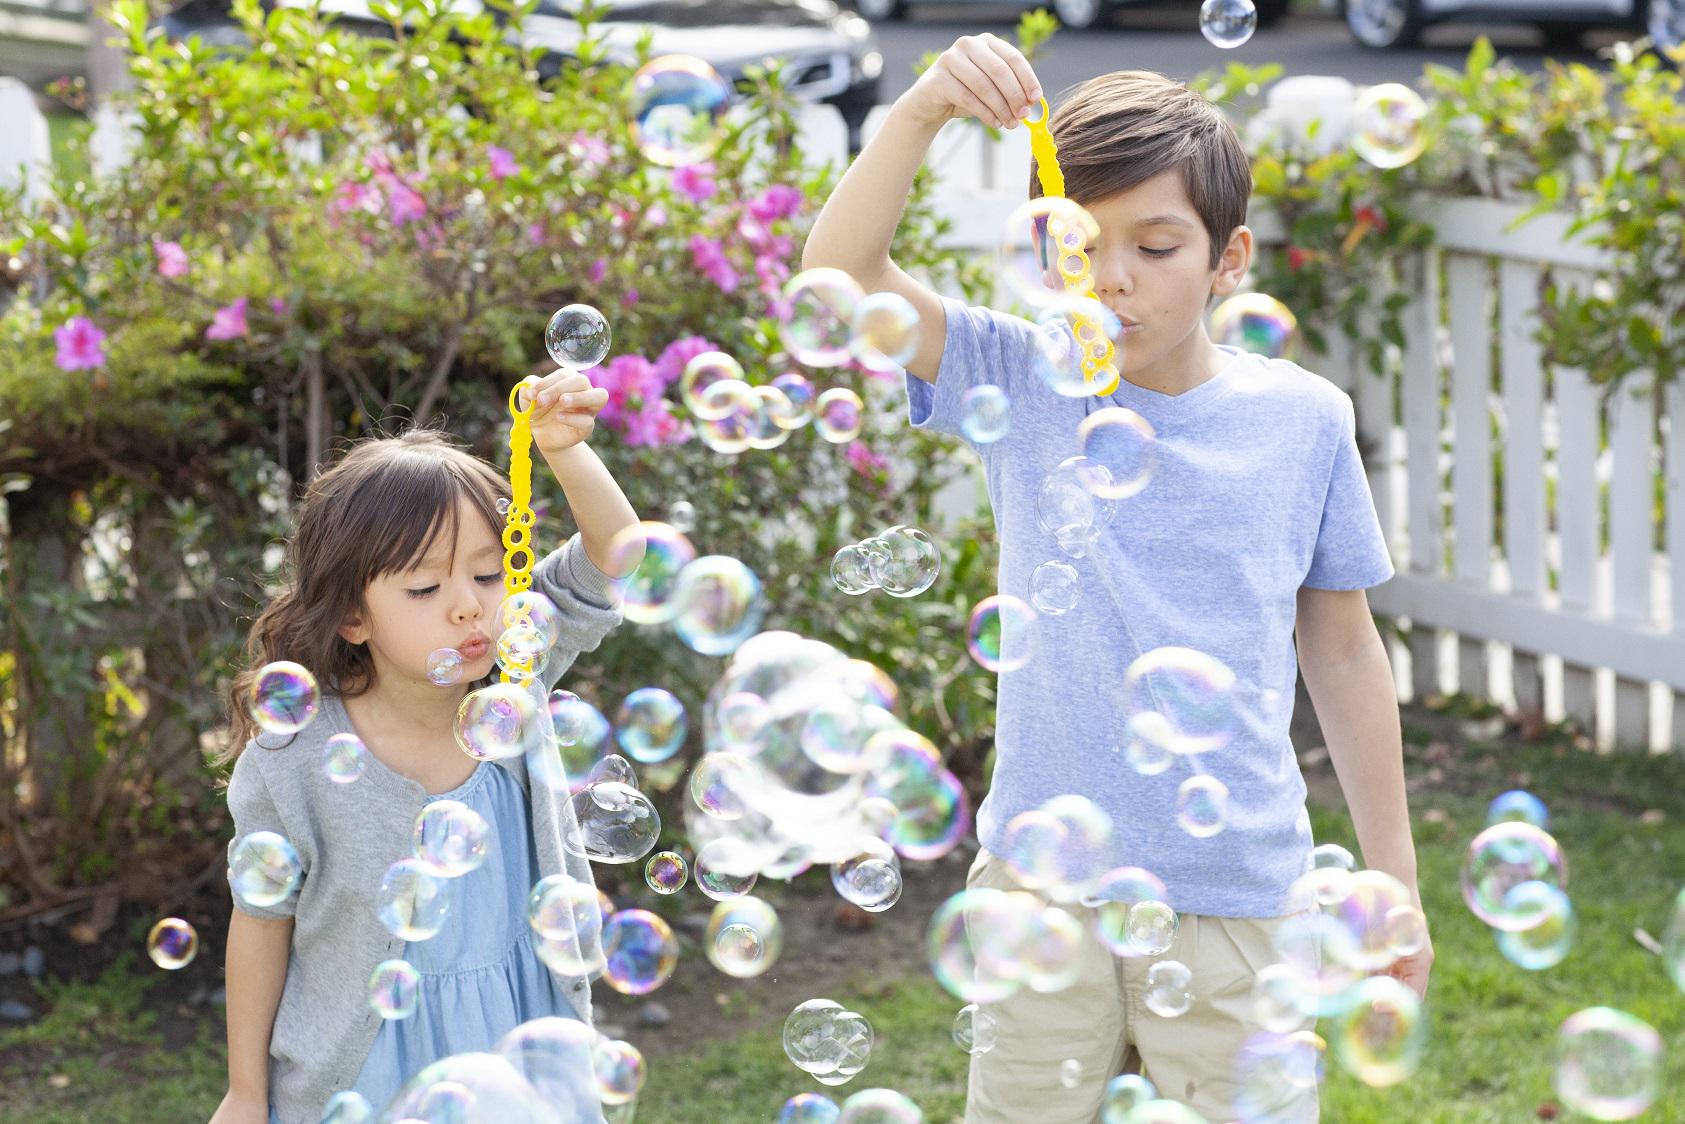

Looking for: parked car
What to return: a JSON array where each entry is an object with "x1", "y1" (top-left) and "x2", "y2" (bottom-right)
[
  {"x1": 1341, "y1": 0, "x2": 1681, "y2": 51},
  {"x1": 851, "y1": 0, "x2": 1290, "y2": 32},
  {"x1": 162, "y1": 0, "x2": 883, "y2": 146}
]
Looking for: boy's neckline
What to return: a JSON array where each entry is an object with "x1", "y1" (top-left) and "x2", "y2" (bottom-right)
[{"x1": 1106, "y1": 345, "x2": 1248, "y2": 412}]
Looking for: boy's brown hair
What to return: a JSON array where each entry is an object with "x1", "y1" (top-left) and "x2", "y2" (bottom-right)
[{"x1": 1031, "y1": 71, "x2": 1252, "y2": 271}]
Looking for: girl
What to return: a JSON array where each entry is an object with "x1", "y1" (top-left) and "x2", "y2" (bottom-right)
[{"x1": 210, "y1": 370, "x2": 636, "y2": 1124}]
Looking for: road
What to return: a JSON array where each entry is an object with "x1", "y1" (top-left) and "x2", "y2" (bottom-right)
[{"x1": 865, "y1": 3, "x2": 1624, "y2": 96}]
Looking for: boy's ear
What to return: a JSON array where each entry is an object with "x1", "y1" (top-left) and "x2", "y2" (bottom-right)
[{"x1": 1209, "y1": 225, "x2": 1254, "y2": 299}]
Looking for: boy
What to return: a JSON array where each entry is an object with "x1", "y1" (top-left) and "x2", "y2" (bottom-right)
[{"x1": 802, "y1": 33, "x2": 1433, "y2": 1124}]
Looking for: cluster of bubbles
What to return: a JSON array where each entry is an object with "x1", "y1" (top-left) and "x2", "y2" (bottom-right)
[
  {"x1": 831, "y1": 525, "x2": 942, "y2": 598},
  {"x1": 605, "y1": 521, "x2": 766, "y2": 657},
  {"x1": 678, "y1": 349, "x2": 862, "y2": 452},
  {"x1": 783, "y1": 998, "x2": 875, "y2": 1086},
  {"x1": 780, "y1": 268, "x2": 921, "y2": 374},
  {"x1": 779, "y1": 1088, "x2": 925, "y2": 1123}
]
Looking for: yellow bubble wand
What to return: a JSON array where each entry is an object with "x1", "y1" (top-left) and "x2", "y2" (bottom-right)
[{"x1": 498, "y1": 380, "x2": 540, "y2": 684}]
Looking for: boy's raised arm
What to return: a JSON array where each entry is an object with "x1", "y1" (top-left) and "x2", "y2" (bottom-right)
[{"x1": 802, "y1": 34, "x2": 1042, "y2": 385}]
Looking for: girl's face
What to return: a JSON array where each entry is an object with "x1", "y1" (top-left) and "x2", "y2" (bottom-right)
[{"x1": 338, "y1": 497, "x2": 508, "y2": 691}]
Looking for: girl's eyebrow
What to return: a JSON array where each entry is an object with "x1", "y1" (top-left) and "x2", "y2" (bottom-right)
[{"x1": 409, "y1": 543, "x2": 501, "y2": 572}]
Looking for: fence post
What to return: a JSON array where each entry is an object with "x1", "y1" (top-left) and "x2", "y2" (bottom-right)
[{"x1": 0, "y1": 78, "x2": 53, "y2": 208}]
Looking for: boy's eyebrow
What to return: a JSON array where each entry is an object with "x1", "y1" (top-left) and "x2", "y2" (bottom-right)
[{"x1": 1133, "y1": 214, "x2": 1196, "y2": 229}]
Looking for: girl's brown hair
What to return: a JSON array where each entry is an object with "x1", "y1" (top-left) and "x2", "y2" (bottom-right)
[{"x1": 217, "y1": 428, "x2": 510, "y2": 765}]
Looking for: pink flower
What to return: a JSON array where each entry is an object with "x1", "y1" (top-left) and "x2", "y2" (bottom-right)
[
  {"x1": 569, "y1": 131, "x2": 610, "y2": 167},
  {"x1": 330, "y1": 179, "x2": 382, "y2": 217},
  {"x1": 487, "y1": 144, "x2": 520, "y2": 180},
  {"x1": 846, "y1": 440, "x2": 890, "y2": 486},
  {"x1": 269, "y1": 297, "x2": 290, "y2": 316},
  {"x1": 589, "y1": 259, "x2": 608, "y2": 285},
  {"x1": 755, "y1": 254, "x2": 790, "y2": 300},
  {"x1": 205, "y1": 298, "x2": 250, "y2": 342},
  {"x1": 587, "y1": 354, "x2": 663, "y2": 431},
  {"x1": 388, "y1": 181, "x2": 427, "y2": 225},
  {"x1": 53, "y1": 316, "x2": 107, "y2": 371},
  {"x1": 526, "y1": 222, "x2": 547, "y2": 247},
  {"x1": 364, "y1": 150, "x2": 395, "y2": 180},
  {"x1": 622, "y1": 289, "x2": 640, "y2": 309},
  {"x1": 646, "y1": 204, "x2": 667, "y2": 228},
  {"x1": 671, "y1": 162, "x2": 717, "y2": 205},
  {"x1": 748, "y1": 183, "x2": 803, "y2": 226},
  {"x1": 653, "y1": 335, "x2": 717, "y2": 387},
  {"x1": 623, "y1": 399, "x2": 690, "y2": 448},
  {"x1": 153, "y1": 239, "x2": 189, "y2": 279},
  {"x1": 689, "y1": 234, "x2": 739, "y2": 294}
]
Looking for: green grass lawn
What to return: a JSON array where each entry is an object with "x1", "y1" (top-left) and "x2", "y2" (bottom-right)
[{"x1": 4, "y1": 713, "x2": 1683, "y2": 1122}]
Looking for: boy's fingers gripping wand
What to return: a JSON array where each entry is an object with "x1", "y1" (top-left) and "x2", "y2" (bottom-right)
[{"x1": 1023, "y1": 97, "x2": 1121, "y2": 398}]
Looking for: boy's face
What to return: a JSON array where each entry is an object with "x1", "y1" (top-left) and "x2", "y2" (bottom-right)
[
  {"x1": 1077, "y1": 170, "x2": 1251, "y2": 374},
  {"x1": 339, "y1": 497, "x2": 508, "y2": 691}
]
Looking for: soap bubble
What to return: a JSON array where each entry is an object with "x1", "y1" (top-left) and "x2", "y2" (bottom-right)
[
  {"x1": 781, "y1": 1092, "x2": 841, "y2": 1123},
  {"x1": 323, "y1": 733, "x2": 369, "y2": 784},
  {"x1": 665, "y1": 499, "x2": 697, "y2": 534},
  {"x1": 146, "y1": 917, "x2": 198, "y2": 969},
  {"x1": 999, "y1": 196, "x2": 1101, "y2": 310},
  {"x1": 696, "y1": 836, "x2": 760, "y2": 900},
  {"x1": 629, "y1": 54, "x2": 731, "y2": 167},
  {"x1": 1030, "y1": 561, "x2": 1081, "y2": 616},
  {"x1": 781, "y1": 268, "x2": 864, "y2": 368},
  {"x1": 748, "y1": 386, "x2": 797, "y2": 451},
  {"x1": 1351, "y1": 83, "x2": 1428, "y2": 169},
  {"x1": 497, "y1": 1018, "x2": 600, "y2": 1119},
  {"x1": 248, "y1": 661, "x2": 319, "y2": 735},
  {"x1": 1313, "y1": 842, "x2": 1358, "y2": 872},
  {"x1": 1495, "y1": 881, "x2": 1576, "y2": 970},
  {"x1": 838, "y1": 1088, "x2": 923, "y2": 1123},
  {"x1": 1075, "y1": 408, "x2": 1156, "y2": 500},
  {"x1": 1332, "y1": 975, "x2": 1424, "y2": 1086},
  {"x1": 705, "y1": 895, "x2": 783, "y2": 978},
  {"x1": 1144, "y1": 960, "x2": 1194, "y2": 1017},
  {"x1": 413, "y1": 800, "x2": 490, "y2": 878},
  {"x1": 850, "y1": 291, "x2": 921, "y2": 372},
  {"x1": 832, "y1": 544, "x2": 877, "y2": 595},
  {"x1": 319, "y1": 1091, "x2": 373, "y2": 1124},
  {"x1": 815, "y1": 387, "x2": 865, "y2": 443},
  {"x1": 1121, "y1": 647, "x2": 1240, "y2": 756},
  {"x1": 1176, "y1": 775, "x2": 1229, "y2": 839},
  {"x1": 772, "y1": 372, "x2": 818, "y2": 428},
  {"x1": 960, "y1": 384, "x2": 1012, "y2": 444},
  {"x1": 1089, "y1": 866, "x2": 1172, "y2": 956},
  {"x1": 695, "y1": 380, "x2": 759, "y2": 455},
  {"x1": 1198, "y1": 0, "x2": 1257, "y2": 47},
  {"x1": 565, "y1": 770, "x2": 662, "y2": 864},
  {"x1": 526, "y1": 874, "x2": 606, "y2": 977},
  {"x1": 927, "y1": 887, "x2": 1043, "y2": 1003},
  {"x1": 1554, "y1": 1007, "x2": 1662, "y2": 1120},
  {"x1": 1461, "y1": 821, "x2": 1568, "y2": 931},
  {"x1": 673, "y1": 555, "x2": 766, "y2": 656},
  {"x1": 368, "y1": 959, "x2": 420, "y2": 1020},
  {"x1": 497, "y1": 590, "x2": 560, "y2": 651},
  {"x1": 495, "y1": 620, "x2": 547, "y2": 681},
  {"x1": 645, "y1": 850, "x2": 690, "y2": 894},
  {"x1": 1124, "y1": 900, "x2": 1180, "y2": 957},
  {"x1": 681, "y1": 352, "x2": 746, "y2": 418},
  {"x1": 801, "y1": 700, "x2": 897, "y2": 774},
  {"x1": 1038, "y1": 455, "x2": 1116, "y2": 548},
  {"x1": 785, "y1": 999, "x2": 874, "y2": 1083},
  {"x1": 1272, "y1": 911, "x2": 1363, "y2": 1017},
  {"x1": 378, "y1": 858, "x2": 450, "y2": 941},
  {"x1": 875, "y1": 526, "x2": 941, "y2": 597},
  {"x1": 454, "y1": 682, "x2": 539, "y2": 761},
  {"x1": 863, "y1": 731, "x2": 970, "y2": 861},
  {"x1": 615, "y1": 687, "x2": 687, "y2": 764},
  {"x1": 1327, "y1": 868, "x2": 1419, "y2": 970},
  {"x1": 1252, "y1": 962, "x2": 1313, "y2": 1032},
  {"x1": 1033, "y1": 297, "x2": 1122, "y2": 398},
  {"x1": 544, "y1": 304, "x2": 611, "y2": 370},
  {"x1": 689, "y1": 750, "x2": 753, "y2": 819},
  {"x1": 593, "y1": 1037, "x2": 647, "y2": 1105},
  {"x1": 953, "y1": 1003, "x2": 998, "y2": 1055},
  {"x1": 716, "y1": 692, "x2": 774, "y2": 754},
  {"x1": 608, "y1": 521, "x2": 697, "y2": 626},
  {"x1": 1099, "y1": 1073, "x2": 1157, "y2": 1119},
  {"x1": 832, "y1": 839, "x2": 904, "y2": 912},
  {"x1": 1059, "y1": 1059, "x2": 1085, "y2": 1088},
  {"x1": 1209, "y1": 292, "x2": 1299, "y2": 360},
  {"x1": 229, "y1": 830, "x2": 303, "y2": 909},
  {"x1": 546, "y1": 692, "x2": 612, "y2": 789},
  {"x1": 1487, "y1": 789, "x2": 1549, "y2": 829},
  {"x1": 1233, "y1": 1031, "x2": 1324, "y2": 1119},
  {"x1": 967, "y1": 595, "x2": 1036, "y2": 673},
  {"x1": 426, "y1": 648, "x2": 466, "y2": 686},
  {"x1": 600, "y1": 909, "x2": 678, "y2": 995}
]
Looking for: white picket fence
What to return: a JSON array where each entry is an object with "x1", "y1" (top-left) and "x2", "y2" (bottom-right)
[{"x1": 799, "y1": 102, "x2": 1685, "y2": 755}]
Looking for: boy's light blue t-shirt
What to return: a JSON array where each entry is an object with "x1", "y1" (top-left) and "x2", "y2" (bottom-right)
[{"x1": 907, "y1": 296, "x2": 1394, "y2": 918}]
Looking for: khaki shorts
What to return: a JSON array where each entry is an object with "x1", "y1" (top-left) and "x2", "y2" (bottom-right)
[{"x1": 962, "y1": 848, "x2": 1320, "y2": 1124}]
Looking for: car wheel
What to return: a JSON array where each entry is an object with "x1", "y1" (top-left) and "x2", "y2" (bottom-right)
[
  {"x1": 1254, "y1": 0, "x2": 1291, "y2": 26},
  {"x1": 1346, "y1": 0, "x2": 1425, "y2": 47},
  {"x1": 1053, "y1": 0, "x2": 1109, "y2": 29},
  {"x1": 1648, "y1": 0, "x2": 1685, "y2": 53},
  {"x1": 854, "y1": 0, "x2": 908, "y2": 19}
]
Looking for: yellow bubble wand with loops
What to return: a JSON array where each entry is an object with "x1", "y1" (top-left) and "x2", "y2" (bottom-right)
[
  {"x1": 1022, "y1": 97, "x2": 1120, "y2": 398},
  {"x1": 498, "y1": 379, "x2": 541, "y2": 684}
]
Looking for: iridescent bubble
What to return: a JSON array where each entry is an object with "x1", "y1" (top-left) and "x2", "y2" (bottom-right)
[
  {"x1": 1099, "y1": 1073, "x2": 1157, "y2": 1121},
  {"x1": 566, "y1": 776, "x2": 662, "y2": 863},
  {"x1": 681, "y1": 352, "x2": 746, "y2": 419},
  {"x1": 875, "y1": 526, "x2": 941, "y2": 598},
  {"x1": 368, "y1": 959, "x2": 420, "y2": 1020},
  {"x1": 784, "y1": 998, "x2": 875, "y2": 1079},
  {"x1": 1272, "y1": 911, "x2": 1362, "y2": 1016},
  {"x1": 673, "y1": 555, "x2": 765, "y2": 656},
  {"x1": 527, "y1": 875, "x2": 605, "y2": 973},
  {"x1": 629, "y1": 54, "x2": 731, "y2": 167},
  {"x1": 248, "y1": 660, "x2": 319, "y2": 735},
  {"x1": 600, "y1": 908, "x2": 678, "y2": 995},
  {"x1": 1328, "y1": 868, "x2": 1417, "y2": 970},
  {"x1": 802, "y1": 700, "x2": 896, "y2": 774},
  {"x1": 1059, "y1": 1058, "x2": 1084, "y2": 1088},
  {"x1": 1020, "y1": 906, "x2": 1086, "y2": 993},
  {"x1": 645, "y1": 850, "x2": 689, "y2": 894},
  {"x1": 666, "y1": 499, "x2": 697, "y2": 533},
  {"x1": 1002, "y1": 809, "x2": 1069, "y2": 891},
  {"x1": 999, "y1": 196, "x2": 1101, "y2": 310},
  {"x1": 1121, "y1": 647, "x2": 1240, "y2": 755},
  {"x1": 781, "y1": 1092, "x2": 841, "y2": 1123},
  {"x1": 1495, "y1": 880, "x2": 1576, "y2": 970},
  {"x1": 960, "y1": 384, "x2": 1012, "y2": 444},
  {"x1": 1125, "y1": 901, "x2": 1179, "y2": 957},
  {"x1": 1313, "y1": 842, "x2": 1358, "y2": 872},
  {"x1": 1038, "y1": 455, "x2": 1115, "y2": 545},
  {"x1": 497, "y1": 590, "x2": 560, "y2": 651},
  {"x1": 319, "y1": 1091, "x2": 374, "y2": 1124},
  {"x1": 615, "y1": 687, "x2": 687, "y2": 764},
  {"x1": 850, "y1": 291, "x2": 921, "y2": 372},
  {"x1": 413, "y1": 799, "x2": 490, "y2": 878},
  {"x1": 1089, "y1": 866, "x2": 1171, "y2": 957},
  {"x1": 1030, "y1": 561, "x2": 1081, "y2": 616},
  {"x1": 1033, "y1": 298, "x2": 1123, "y2": 398},
  {"x1": 695, "y1": 836, "x2": 760, "y2": 900},
  {"x1": 426, "y1": 648, "x2": 465, "y2": 687},
  {"x1": 454, "y1": 682, "x2": 538, "y2": 761},
  {"x1": 749, "y1": 385, "x2": 797, "y2": 451},
  {"x1": 544, "y1": 304, "x2": 611, "y2": 370},
  {"x1": 1253, "y1": 964, "x2": 1314, "y2": 1032},
  {"x1": 967, "y1": 595, "x2": 1036, "y2": 673},
  {"x1": 1331, "y1": 975, "x2": 1424, "y2": 1086},
  {"x1": 1351, "y1": 83, "x2": 1428, "y2": 169},
  {"x1": 495, "y1": 620, "x2": 547, "y2": 681},
  {"x1": 1121, "y1": 713, "x2": 1176, "y2": 776},
  {"x1": 1075, "y1": 408, "x2": 1156, "y2": 500},
  {"x1": 772, "y1": 372, "x2": 818, "y2": 428},
  {"x1": 378, "y1": 858, "x2": 450, "y2": 940},
  {"x1": 953, "y1": 1003, "x2": 998, "y2": 1056},
  {"x1": 546, "y1": 692, "x2": 612, "y2": 790},
  {"x1": 1487, "y1": 789, "x2": 1549, "y2": 829},
  {"x1": 689, "y1": 750, "x2": 752, "y2": 819},
  {"x1": 146, "y1": 917, "x2": 198, "y2": 969},
  {"x1": 815, "y1": 388, "x2": 865, "y2": 444},
  {"x1": 608, "y1": 521, "x2": 698, "y2": 626},
  {"x1": 1144, "y1": 960, "x2": 1194, "y2": 1017},
  {"x1": 592, "y1": 1037, "x2": 647, "y2": 1105},
  {"x1": 1461, "y1": 821, "x2": 1568, "y2": 931},
  {"x1": 695, "y1": 379, "x2": 759, "y2": 456},
  {"x1": 1176, "y1": 775, "x2": 1229, "y2": 839},
  {"x1": 1208, "y1": 292, "x2": 1299, "y2": 360},
  {"x1": 717, "y1": 691, "x2": 773, "y2": 754},
  {"x1": 705, "y1": 895, "x2": 783, "y2": 978},
  {"x1": 229, "y1": 830, "x2": 303, "y2": 909},
  {"x1": 781, "y1": 268, "x2": 864, "y2": 368},
  {"x1": 832, "y1": 544, "x2": 877, "y2": 596},
  {"x1": 1198, "y1": 0, "x2": 1257, "y2": 47},
  {"x1": 322, "y1": 732, "x2": 368, "y2": 784},
  {"x1": 862, "y1": 730, "x2": 970, "y2": 861},
  {"x1": 1233, "y1": 1031, "x2": 1324, "y2": 1120},
  {"x1": 1554, "y1": 1007, "x2": 1662, "y2": 1121},
  {"x1": 927, "y1": 887, "x2": 1037, "y2": 1004},
  {"x1": 496, "y1": 1018, "x2": 599, "y2": 1119},
  {"x1": 837, "y1": 1088, "x2": 922, "y2": 1123},
  {"x1": 832, "y1": 839, "x2": 904, "y2": 912}
]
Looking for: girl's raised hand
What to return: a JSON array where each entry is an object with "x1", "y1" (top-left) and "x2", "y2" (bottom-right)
[{"x1": 516, "y1": 370, "x2": 610, "y2": 456}]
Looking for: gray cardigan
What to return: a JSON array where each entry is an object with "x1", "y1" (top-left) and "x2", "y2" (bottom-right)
[{"x1": 225, "y1": 535, "x2": 622, "y2": 1123}]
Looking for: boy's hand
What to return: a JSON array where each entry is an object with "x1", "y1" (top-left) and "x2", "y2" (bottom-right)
[
  {"x1": 1384, "y1": 926, "x2": 1434, "y2": 1000},
  {"x1": 517, "y1": 371, "x2": 609, "y2": 456},
  {"x1": 208, "y1": 1089, "x2": 268, "y2": 1124},
  {"x1": 901, "y1": 33, "x2": 1043, "y2": 132}
]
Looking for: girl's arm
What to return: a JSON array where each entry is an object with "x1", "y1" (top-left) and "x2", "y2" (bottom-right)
[
  {"x1": 540, "y1": 442, "x2": 641, "y2": 578},
  {"x1": 212, "y1": 908, "x2": 294, "y2": 1122}
]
